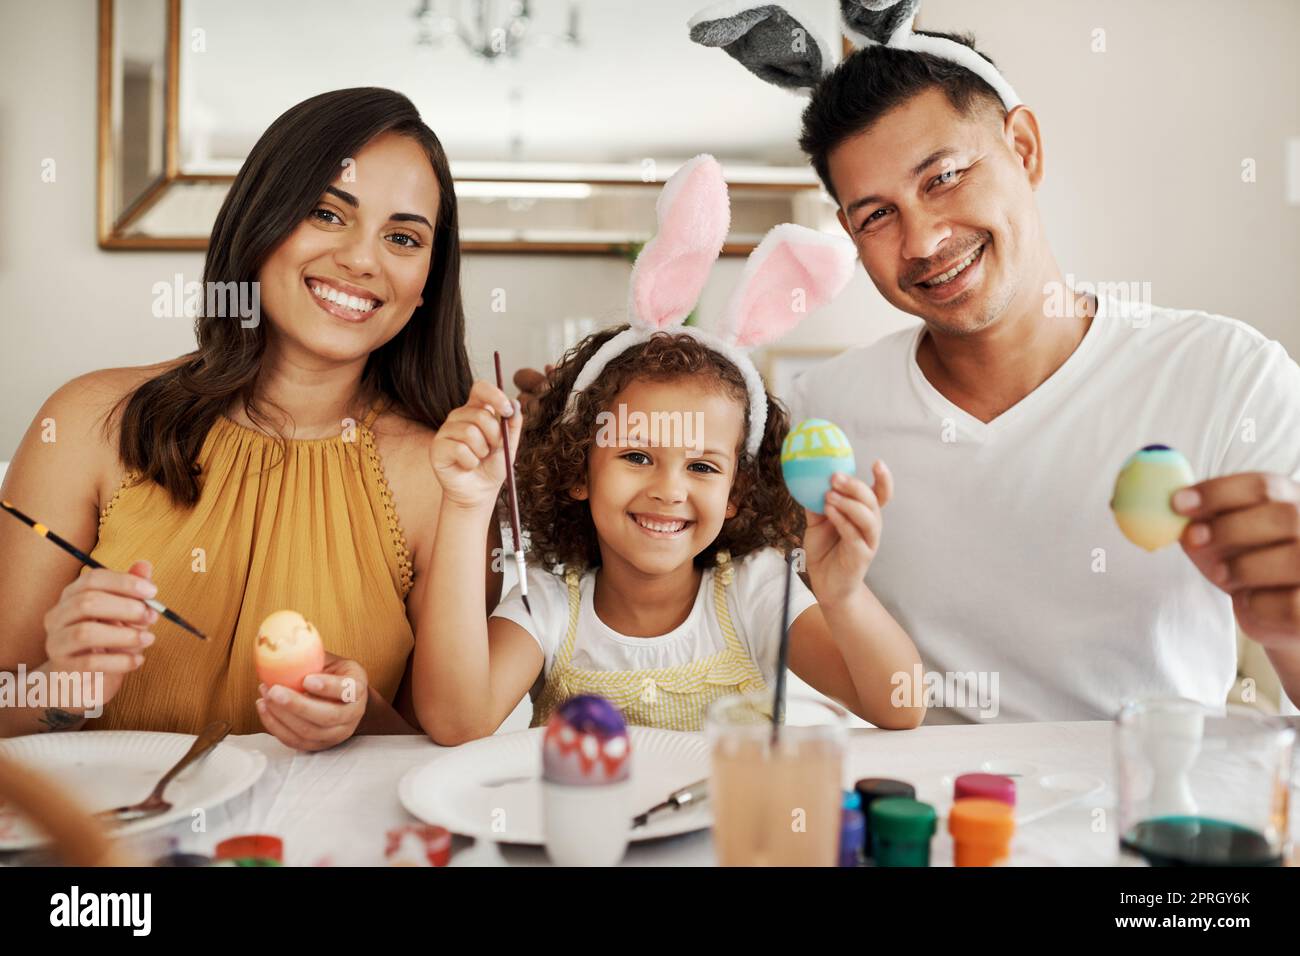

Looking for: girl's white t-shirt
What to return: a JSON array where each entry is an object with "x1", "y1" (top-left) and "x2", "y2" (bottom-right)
[{"x1": 491, "y1": 548, "x2": 817, "y2": 684}]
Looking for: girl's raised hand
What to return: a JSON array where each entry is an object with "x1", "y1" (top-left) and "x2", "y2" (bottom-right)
[
  {"x1": 802, "y1": 460, "x2": 894, "y2": 606},
  {"x1": 430, "y1": 380, "x2": 522, "y2": 511}
]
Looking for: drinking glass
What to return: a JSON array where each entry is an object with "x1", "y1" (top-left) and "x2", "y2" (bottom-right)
[
  {"x1": 707, "y1": 690, "x2": 847, "y2": 866},
  {"x1": 1115, "y1": 698, "x2": 1294, "y2": 866}
]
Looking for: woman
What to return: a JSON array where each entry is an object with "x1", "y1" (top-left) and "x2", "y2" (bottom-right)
[{"x1": 0, "y1": 88, "x2": 500, "y2": 747}]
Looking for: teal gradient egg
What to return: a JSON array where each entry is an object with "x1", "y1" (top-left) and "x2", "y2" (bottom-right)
[
  {"x1": 1110, "y1": 444, "x2": 1195, "y2": 551},
  {"x1": 781, "y1": 419, "x2": 856, "y2": 514}
]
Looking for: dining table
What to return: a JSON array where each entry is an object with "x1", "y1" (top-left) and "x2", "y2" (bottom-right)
[{"x1": 94, "y1": 717, "x2": 1242, "y2": 867}]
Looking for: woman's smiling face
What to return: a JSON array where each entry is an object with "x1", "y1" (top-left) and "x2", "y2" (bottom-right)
[
  {"x1": 257, "y1": 131, "x2": 440, "y2": 364},
  {"x1": 573, "y1": 376, "x2": 745, "y2": 577}
]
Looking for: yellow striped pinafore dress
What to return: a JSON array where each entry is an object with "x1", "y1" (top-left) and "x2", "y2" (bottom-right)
[{"x1": 530, "y1": 551, "x2": 768, "y2": 732}]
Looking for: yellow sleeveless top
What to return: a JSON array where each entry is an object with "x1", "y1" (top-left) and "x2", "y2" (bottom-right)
[
  {"x1": 530, "y1": 552, "x2": 768, "y2": 732},
  {"x1": 85, "y1": 402, "x2": 415, "y2": 735}
]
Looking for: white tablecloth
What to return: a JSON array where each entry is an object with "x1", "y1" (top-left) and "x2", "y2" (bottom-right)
[{"x1": 133, "y1": 720, "x2": 1164, "y2": 867}]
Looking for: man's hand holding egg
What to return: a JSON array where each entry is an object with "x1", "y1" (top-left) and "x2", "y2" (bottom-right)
[
  {"x1": 1172, "y1": 472, "x2": 1300, "y2": 651},
  {"x1": 1110, "y1": 447, "x2": 1300, "y2": 695},
  {"x1": 254, "y1": 609, "x2": 368, "y2": 751}
]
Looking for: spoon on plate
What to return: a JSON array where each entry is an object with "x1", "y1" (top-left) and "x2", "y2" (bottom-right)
[{"x1": 95, "y1": 720, "x2": 231, "y2": 825}]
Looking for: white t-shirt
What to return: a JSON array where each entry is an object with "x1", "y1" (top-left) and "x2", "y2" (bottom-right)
[
  {"x1": 788, "y1": 294, "x2": 1300, "y2": 723},
  {"x1": 492, "y1": 548, "x2": 817, "y2": 686}
]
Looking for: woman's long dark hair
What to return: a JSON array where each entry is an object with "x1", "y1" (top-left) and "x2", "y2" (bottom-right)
[{"x1": 112, "y1": 87, "x2": 472, "y2": 506}]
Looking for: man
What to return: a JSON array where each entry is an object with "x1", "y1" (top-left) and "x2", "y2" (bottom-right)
[
  {"x1": 519, "y1": 30, "x2": 1300, "y2": 723},
  {"x1": 779, "y1": 30, "x2": 1300, "y2": 722}
]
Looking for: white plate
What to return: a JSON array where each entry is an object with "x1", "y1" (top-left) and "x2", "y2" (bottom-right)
[
  {"x1": 399, "y1": 726, "x2": 711, "y2": 844},
  {"x1": 0, "y1": 731, "x2": 267, "y2": 850}
]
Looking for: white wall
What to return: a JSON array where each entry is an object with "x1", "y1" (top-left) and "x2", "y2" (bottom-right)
[
  {"x1": 924, "y1": 0, "x2": 1300, "y2": 344},
  {"x1": 2, "y1": 0, "x2": 1297, "y2": 459}
]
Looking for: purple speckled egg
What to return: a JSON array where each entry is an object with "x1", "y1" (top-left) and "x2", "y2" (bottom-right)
[{"x1": 542, "y1": 695, "x2": 631, "y2": 786}]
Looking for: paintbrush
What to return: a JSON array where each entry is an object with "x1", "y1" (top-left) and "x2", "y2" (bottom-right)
[
  {"x1": 493, "y1": 352, "x2": 530, "y2": 615},
  {"x1": 0, "y1": 499, "x2": 206, "y2": 640},
  {"x1": 770, "y1": 549, "x2": 795, "y2": 744}
]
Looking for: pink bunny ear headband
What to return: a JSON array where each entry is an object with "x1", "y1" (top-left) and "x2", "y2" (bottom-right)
[
  {"x1": 689, "y1": 0, "x2": 1020, "y2": 110},
  {"x1": 564, "y1": 154, "x2": 857, "y2": 459}
]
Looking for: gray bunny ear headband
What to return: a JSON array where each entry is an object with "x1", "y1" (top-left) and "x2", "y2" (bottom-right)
[{"x1": 689, "y1": 0, "x2": 1020, "y2": 109}]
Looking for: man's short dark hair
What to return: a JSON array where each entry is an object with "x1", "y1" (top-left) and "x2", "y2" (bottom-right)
[{"x1": 799, "y1": 31, "x2": 1007, "y2": 202}]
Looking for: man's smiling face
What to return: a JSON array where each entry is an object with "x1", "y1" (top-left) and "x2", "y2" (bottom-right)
[{"x1": 828, "y1": 86, "x2": 1044, "y2": 337}]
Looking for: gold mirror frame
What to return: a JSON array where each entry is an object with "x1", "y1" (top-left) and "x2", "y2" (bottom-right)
[
  {"x1": 98, "y1": 0, "x2": 200, "y2": 250},
  {"x1": 96, "y1": 0, "x2": 833, "y2": 256}
]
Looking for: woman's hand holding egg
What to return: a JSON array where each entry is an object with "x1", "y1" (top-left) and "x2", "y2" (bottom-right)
[
  {"x1": 802, "y1": 461, "x2": 894, "y2": 607},
  {"x1": 253, "y1": 610, "x2": 366, "y2": 751},
  {"x1": 256, "y1": 651, "x2": 369, "y2": 752},
  {"x1": 430, "y1": 379, "x2": 522, "y2": 512}
]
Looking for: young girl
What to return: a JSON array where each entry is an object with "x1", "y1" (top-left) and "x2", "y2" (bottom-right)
[{"x1": 413, "y1": 156, "x2": 925, "y2": 741}]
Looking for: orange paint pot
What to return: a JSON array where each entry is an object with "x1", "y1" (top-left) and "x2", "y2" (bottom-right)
[{"x1": 948, "y1": 798, "x2": 1015, "y2": 867}]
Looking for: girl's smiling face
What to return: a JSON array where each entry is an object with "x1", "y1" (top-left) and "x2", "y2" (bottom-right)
[{"x1": 572, "y1": 376, "x2": 746, "y2": 577}]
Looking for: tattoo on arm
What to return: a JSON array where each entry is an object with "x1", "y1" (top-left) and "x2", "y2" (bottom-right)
[{"x1": 37, "y1": 708, "x2": 83, "y2": 733}]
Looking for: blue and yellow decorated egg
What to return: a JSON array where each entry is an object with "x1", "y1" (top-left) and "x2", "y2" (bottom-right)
[
  {"x1": 781, "y1": 419, "x2": 856, "y2": 514},
  {"x1": 1110, "y1": 445, "x2": 1195, "y2": 551}
]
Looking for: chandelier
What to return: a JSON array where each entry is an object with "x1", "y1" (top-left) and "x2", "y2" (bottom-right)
[{"x1": 413, "y1": 0, "x2": 581, "y2": 61}]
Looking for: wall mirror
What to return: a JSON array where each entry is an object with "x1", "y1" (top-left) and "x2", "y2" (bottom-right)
[{"x1": 98, "y1": 0, "x2": 845, "y2": 254}]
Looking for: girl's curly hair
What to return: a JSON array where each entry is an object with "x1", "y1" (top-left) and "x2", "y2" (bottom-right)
[{"x1": 516, "y1": 325, "x2": 805, "y2": 572}]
